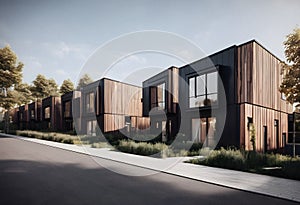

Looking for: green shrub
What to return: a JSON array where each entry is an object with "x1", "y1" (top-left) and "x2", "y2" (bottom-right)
[
  {"x1": 15, "y1": 130, "x2": 74, "y2": 144},
  {"x1": 205, "y1": 148, "x2": 246, "y2": 170},
  {"x1": 116, "y1": 140, "x2": 168, "y2": 157}
]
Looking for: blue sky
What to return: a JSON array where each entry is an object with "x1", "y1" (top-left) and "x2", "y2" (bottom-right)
[{"x1": 0, "y1": 0, "x2": 299, "y2": 86}]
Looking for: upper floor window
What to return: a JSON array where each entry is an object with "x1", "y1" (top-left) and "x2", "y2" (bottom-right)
[
  {"x1": 189, "y1": 72, "x2": 218, "y2": 108},
  {"x1": 86, "y1": 92, "x2": 95, "y2": 113},
  {"x1": 64, "y1": 101, "x2": 71, "y2": 118},
  {"x1": 151, "y1": 83, "x2": 165, "y2": 110},
  {"x1": 31, "y1": 109, "x2": 35, "y2": 119},
  {"x1": 44, "y1": 107, "x2": 50, "y2": 119}
]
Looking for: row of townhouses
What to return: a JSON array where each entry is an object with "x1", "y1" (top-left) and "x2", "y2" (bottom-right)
[{"x1": 7, "y1": 40, "x2": 299, "y2": 153}]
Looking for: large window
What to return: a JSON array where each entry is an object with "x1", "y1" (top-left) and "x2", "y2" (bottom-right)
[
  {"x1": 151, "y1": 83, "x2": 165, "y2": 110},
  {"x1": 31, "y1": 109, "x2": 35, "y2": 119},
  {"x1": 64, "y1": 101, "x2": 71, "y2": 118},
  {"x1": 189, "y1": 72, "x2": 218, "y2": 108},
  {"x1": 86, "y1": 92, "x2": 95, "y2": 113},
  {"x1": 44, "y1": 107, "x2": 50, "y2": 119},
  {"x1": 87, "y1": 120, "x2": 97, "y2": 136},
  {"x1": 192, "y1": 117, "x2": 216, "y2": 146}
]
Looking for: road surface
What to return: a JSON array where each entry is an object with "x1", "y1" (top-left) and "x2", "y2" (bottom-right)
[{"x1": 0, "y1": 136, "x2": 297, "y2": 205}]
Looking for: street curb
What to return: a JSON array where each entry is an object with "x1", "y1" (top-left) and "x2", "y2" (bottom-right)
[{"x1": 1, "y1": 133, "x2": 299, "y2": 203}]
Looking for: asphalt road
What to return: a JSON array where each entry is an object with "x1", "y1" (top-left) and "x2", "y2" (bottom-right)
[{"x1": 0, "y1": 136, "x2": 297, "y2": 205}]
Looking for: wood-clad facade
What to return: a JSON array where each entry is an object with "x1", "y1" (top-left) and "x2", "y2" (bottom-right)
[
  {"x1": 41, "y1": 96, "x2": 62, "y2": 131},
  {"x1": 142, "y1": 40, "x2": 293, "y2": 151},
  {"x1": 5, "y1": 39, "x2": 293, "y2": 153},
  {"x1": 80, "y1": 78, "x2": 149, "y2": 136},
  {"x1": 61, "y1": 91, "x2": 81, "y2": 132},
  {"x1": 237, "y1": 41, "x2": 293, "y2": 152},
  {"x1": 18, "y1": 104, "x2": 29, "y2": 130},
  {"x1": 28, "y1": 101, "x2": 42, "y2": 130},
  {"x1": 142, "y1": 66, "x2": 180, "y2": 142}
]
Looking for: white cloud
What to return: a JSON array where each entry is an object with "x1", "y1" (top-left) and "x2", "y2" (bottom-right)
[
  {"x1": 42, "y1": 41, "x2": 95, "y2": 61},
  {"x1": 55, "y1": 69, "x2": 68, "y2": 76}
]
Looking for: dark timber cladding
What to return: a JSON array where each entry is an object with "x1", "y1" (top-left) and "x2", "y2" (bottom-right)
[
  {"x1": 179, "y1": 46, "x2": 238, "y2": 147},
  {"x1": 18, "y1": 104, "x2": 29, "y2": 130},
  {"x1": 61, "y1": 92, "x2": 72, "y2": 132},
  {"x1": 142, "y1": 66, "x2": 180, "y2": 141},
  {"x1": 41, "y1": 96, "x2": 62, "y2": 131},
  {"x1": 141, "y1": 39, "x2": 294, "y2": 151},
  {"x1": 81, "y1": 78, "x2": 149, "y2": 135},
  {"x1": 28, "y1": 101, "x2": 42, "y2": 130},
  {"x1": 237, "y1": 41, "x2": 293, "y2": 151}
]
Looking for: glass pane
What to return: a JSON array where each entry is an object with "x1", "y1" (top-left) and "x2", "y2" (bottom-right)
[
  {"x1": 65, "y1": 101, "x2": 71, "y2": 117},
  {"x1": 192, "y1": 118, "x2": 201, "y2": 142},
  {"x1": 206, "y1": 94, "x2": 218, "y2": 105},
  {"x1": 196, "y1": 75, "x2": 205, "y2": 96},
  {"x1": 189, "y1": 95, "x2": 206, "y2": 108},
  {"x1": 157, "y1": 83, "x2": 165, "y2": 109},
  {"x1": 45, "y1": 107, "x2": 50, "y2": 119},
  {"x1": 189, "y1": 77, "x2": 195, "y2": 97},
  {"x1": 207, "y1": 117, "x2": 216, "y2": 146},
  {"x1": 195, "y1": 95, "x2": 205, "y2": 107},
  {"x1": 189, "y1": 97, "x2": 196, "y2": 108},
  {"x1": 207, "y1": 72, "x2": 218, "y2": 94},
  {"x1": 87, "y1": 121, "x2": 91, "y2": 135},
  {"x1": 200, "y1": 118, "x2": 207, "y2": 143},
  {"x1": 90, "y1": 92, "x2": 95, "y2": 112},
  {"x1": 92, "y1": 120, "x2": 97, "y2": 136}
]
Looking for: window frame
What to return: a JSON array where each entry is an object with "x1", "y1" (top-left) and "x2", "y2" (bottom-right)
[
  {"x1": 64, "y1": 101, "x2": 71, "y2": 118},
  {"x1": 150, "y1": 82, "x2": 166, "y2": 110},
  {"x1": 44, "y1": 107, "x2": 50, "y2": 119},
  {"x1": 86, "y1": 91, "x2": 95, "y2": 113},
  {"x1": 189, "y1": 71, "x2": 218, "y2": 108}
]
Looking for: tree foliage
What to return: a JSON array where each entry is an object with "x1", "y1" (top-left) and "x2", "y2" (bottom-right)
[
  {"x1": 31, "y1": 74, "x2": 59, "y2": 99},
  {"x1": 60, "y1": 79, "x2": 74, "y2": 95},
  {"x1": 280, "y1": 27, "x2": 300, "y2": 105},
  {"x1": 76, "y1": 74, "x2": 93, "y2": 89},
  {"x1": 15, "y1": 83, "x2": 33, "y2": 105},
  {"x1": 0, "y1": 45, "x2": 23, "y2": 109}
]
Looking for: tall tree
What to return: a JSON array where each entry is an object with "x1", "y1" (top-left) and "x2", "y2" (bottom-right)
[
  {"x1": 15, "y1": 83, "x2": 33, "y2": 105},
  {"x1": 31, "y1": 74, "x2": 49, "y2": 99},
  {"x1": 0, "y1": 45, "x2": 23, "y2": 109},
  {"x1": 76, "y1": 74, "x2": 93, "y2": 89},
  {"x1": 31, "y1": 74, "x2": 59, "y2": 99},
  {"x1": 280, "y1": 27, "x2": 300, "y2": 105},
  {"x1": 47, "y1": 78, "x2": 59, "y2": 96},
  {"x1": 60, "y1": 79, "x2": 74, "y2": 95}
]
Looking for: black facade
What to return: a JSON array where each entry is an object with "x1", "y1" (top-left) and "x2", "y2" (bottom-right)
[
  {"x1": 179, "y1": 46, "x2": 239, "y2": 148},
  {"x1": 28, "y1": 101, "x2": 42, "y2": 130}
]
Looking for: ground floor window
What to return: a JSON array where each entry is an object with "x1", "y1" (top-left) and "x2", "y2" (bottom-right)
[
  {"x1": 87, "y1": 120, "x2": 97, "y2": 136},
  {"x1": 192, "y1": 117, "x2": 216, "y2": 146}
]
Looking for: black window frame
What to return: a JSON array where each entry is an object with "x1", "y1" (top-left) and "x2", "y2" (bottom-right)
[{"x1": 189, "y1": 71, "x2": 218, "y2": 108}]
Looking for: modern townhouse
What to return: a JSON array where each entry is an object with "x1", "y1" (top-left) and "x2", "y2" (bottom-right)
[
  {"x1": 41, "y1": 96, "x2": 62, "y2": 131},
  {"x1": 142, "y1": 40, "x2": 293, "y2": 152},
  {"x1": 61, "y1": 91, "x2": 81, "y2": 132},
  {"x1": 79, "y1": 78, "x2": 149, "y2": 136},
  {"x1": 18, "y1": 104, "x2": 29, "y2": 130},
  {"x1": 27, "y1": 100, "x2": 42, "y2": 130}
]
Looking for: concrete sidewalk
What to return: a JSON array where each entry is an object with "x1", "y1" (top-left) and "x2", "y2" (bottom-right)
[{"x1": 2, "y1": 133, "x2": 300, "y2": 203}]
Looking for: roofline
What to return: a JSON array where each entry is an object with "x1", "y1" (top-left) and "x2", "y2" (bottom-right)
[
  {"x1": 237, "y1": 39, "x2": 283, "y2": 62},
  {"x1": 179, "y1": 45, "x2": 237, "y2": 70},
  {"x1": 142, "y1": 66, "x2": 178, "y2": 84},
  {"x1": 102, "y1": 77, "x2": 142, "y2": 89}
]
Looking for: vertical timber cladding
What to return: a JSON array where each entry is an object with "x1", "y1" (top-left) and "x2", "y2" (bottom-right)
[
  {"x1": 238, "y1": 41, "x2": 293, "y2": 151},
  {"x1": 103, "y1": 79, "x2": 147, "y2": 132}
]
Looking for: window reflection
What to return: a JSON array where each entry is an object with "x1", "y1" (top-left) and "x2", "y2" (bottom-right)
[{"x1": 189, "y1": 71, "x2": 218, "y2": 108}]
